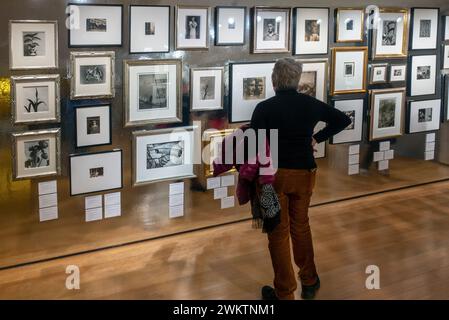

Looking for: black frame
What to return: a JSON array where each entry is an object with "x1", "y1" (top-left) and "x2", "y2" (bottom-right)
[
  {"x1": 75, "y1": 104, "x2": 112, "y2": 148},
  {"x1": 129, "y1": 5, "x2": 171, "y2": 54},
  {"x1": 228, "y1": 60, "x2": 275, "y2": 123},
  {"x1": 67, "y1": 3, "x2": 124, "y2": 48},
  {"x1": 409, "y1": 7, "x2": 440, "y2": 51},
  {"x1": 69, "y1": 149, "x2": 123, "y2": 197},
  {"x1": 214, "y1": 6, "x2": 247, "y2": 46},
  {"x1": 444, "y1": 15, "x2": 449, "y2": 41},
  {"x1": 443, "y1": 74, "x2": 449, "y2": 122},
  {"x1": 442, "y1": 43, "x2": 449, "y2": 70},
  {"x1": 330, "y1": 96, "x2": 366, "y2": 145},
  {"x1": 407, "y1": 53, "x2": 438, "y2": 98},
  {"x1": 405, "y1": 99, "x2": 441, "y2": 134},
  {"x1": 293, "y1": 7, "x2": 330, "y2": 56}
]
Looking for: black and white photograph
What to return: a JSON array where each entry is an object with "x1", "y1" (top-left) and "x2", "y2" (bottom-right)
[
  {"x1": 390, "y1": 65, "x2": 407, "y2": 82},
  {"x1": 86, "y1": 18, "x2": 107, "y2": 32},
  {"x1": 86, "y1": 116, "x2": 101, "y2": 135},
  {"x1": 298, "y1": 71, "x2": 317, "y2": 98},
  {"x1": 418, "y1": 107, "x2": 433, "y2": 123},
  {"x1": 80, "y1": 65, "x2": 106, "y2": 85},
  {"x1": 331, "y1": 98, "x2": 364, "y2": 144},
  {"x1": 336, "y1": 8, "x2": 364, "y2": 43},
  {"x1": 378, "y1": 98, "x2": 396, "y2": 128},
  {"x1": 147, "y1": 141, "x2": 184, "y2": 169},
  {"x1": 190, "y1": 67, "x2": 224, "y2": 111},
  {"x1": 199, "y1": 76, "x2": 215, "y2": 100},
  {"x1": 305, "y1": 20, "x2": 320, "y2": 42},
  {"x1": 294, "y1": 8, "x2": 328, "y2": 54},
  {"x1": 297, "y1": 59, "x2": 328, "y2": 102},
  {"x1": 24, "y1": 140, "x2": 50, "y2": 168},
  {"x1": 346, "y1": 20, "x2": 354, "y2": 31},
  {"x1": 254, "y1": 7, "x2": 291, "y2": 53},
  {"x1": 410, "y1": 55, "x2": 436, "y2": 97},
  {"x1": 215, "y1": 7, "x2": 246, "y2": 46},
  {"x1": 408, "y1": 99, "x2": 441, "y2": 133},
  {"x1": 343, "y1": 111, "x2": 355, "y2": 130},
  {"x1": 75, "y1": 104, "x2": 111, "y2": 148},
  {"x1": 372, "y1": 9, "x2": 408, "y2": 59},
  {"x1": 370, "y1": 64, "x2": 388, "y2": 84},
  {"x1": 23, "y1": 32, "x2": 45, "y2": 56},
  {"x1": 139, "y1": 73, "x2": 168, "y2": 110},
  {"x1": 382, "y1": 20, "x2": 397, "y2": 46},
  {"x1": 331, "y1": 47, "x2": 368, "y2": 95},
  {"x1": 417, "y1": 66, "x2": 431, "y2": 80},
  {"x1": 344, "y1": 62, "x2": 355, "y2": 77},
  {"x1": 22, "y1": 86, "x2": 49, "y2": 113},
  {"x1": 419, "y1": 19, "x2": 431, "y2": 38},
  {"x1": 411, "y1": 8, "x2": 439, "y2": 50},
  {"x1": 243, "y1": 77, "x2": 266, "y2": 100},
  {"x1": 263, "y1": 19, "x2": 279, "y2": 41},
  {"x1": 176, "y1": 6, "x2": 209, "y2": 50},
  {"x1": 185, "y1": 16, "x2": 200, "y2": 39},
  {"x1": 228, "y1": 19, "x2": 236, "y2": 29},
  {"x1": 89, "y1": 167, "x2": 104, "y2": 178},
  {"x1": 370, "y1": 88, "x2": 405, "y2": 141},
  {"x1": 145, "y1": 22, "x2": 156, "y2": 35}
]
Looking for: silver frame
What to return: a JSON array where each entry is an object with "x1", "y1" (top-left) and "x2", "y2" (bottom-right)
[
  {"x1": 175, "y1": 5, "x2": 210, "y2": 50},
  {"x1": 70, "y1": 51, "x2": 116, "y2": 100},
  {"x1": 11, "y1": 74, "x2": 61, "y2": 125},
  {"x1": 124, "y1": 59, "x2": 183, "y2": 127},
  {"x1": 9, "y1": 20, "x2": 59, "y2": 71},
  {"x1": 190, "y1": 66, "x2": 225, "y2": 111},
  {"x1": 369, "y1": 63, "x2": 389, "y2": 84},
  {"x1": 11, "y1": 128, "x2": 61, "y2": 180},
  {"x1": 296, "y1": 58, "x2": 329, "y2": 103},
  {"x1": 389, "y1": 64, "x2": 407, "y2": 82}
]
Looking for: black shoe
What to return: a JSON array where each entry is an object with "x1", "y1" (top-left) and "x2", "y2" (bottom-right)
[
  {"x1": 261, "y1": 286, "x2": 279, "y2": 300},
  {"x1": 301, "y1": 277, "x2": 320, "y2": 300}
]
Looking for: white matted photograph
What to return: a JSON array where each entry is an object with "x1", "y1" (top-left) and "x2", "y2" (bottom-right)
[
  {"x1": 11, "y1": 74, "x2": 60, "y2": 125},
  {"x1": 409, "y1": 54, "x2": 437, "y2": 97},
  {"x1": 390, "y1": 64, "x2": 407, "y2": 82},
  {"x1": 253, "y1": 7, "x2": 291, "y2": 53},
  {"x1": 68, "y1": 4, "x2": 123, "y2": 47},
  {"x1": 372, "y1": 8, "x2": 408, "y2": 59},
  {"x1": 408, "y1": 99, "x2": 441, "y2": 133},
  {"x1": 445, "y1": 16, "x2": 449, "y2": 41},
  {"x1": 129, "y1": 5, "x2": 170, "y2": 53},
  {"x1": 410, "y1": 8, "x2": 439, "y2": 50},
  {"x1": 331, "y1": 99, "x2": 364, "y2": 144},
  {"x1": 190, "y1": 67, "x2": 224, "y2": 111},
  {"x1": 215, "y1": 7, "x2": 246, "y2": 46},
  {"x1": 70, "y1": 150, "x2": 123, "y2": 196},
  {"x1": 176, "y1": 5, "x2": 209, "y2": 50},
  {"x1": 335, "y1": 8, "x2": 364, "y2": 43},
  {"x1": 294, "y1": 7, "x2": 329, "y2": 55},
  {"x1": 296, "y1": 59, "x2": 328, "y2": 102},
  {"x1": 331, "y1": 47, "x2": 368, "y2": 95},
  {"x1": 370, "y1": 64, "x2": 388, "y2": 84},
  {"x1": 9, "y1": 20, "x2": 58, "y2": 70},
  {"x1": 75, "y1": 105, "x2": 111, "y2": 148}
]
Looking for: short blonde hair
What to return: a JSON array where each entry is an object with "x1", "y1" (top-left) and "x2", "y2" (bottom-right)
[{"x1": 271, "y1": 58, "x2": 302, "y2": 91}]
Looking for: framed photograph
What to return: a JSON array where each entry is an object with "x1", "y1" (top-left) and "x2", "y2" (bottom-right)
[
  {"x1": 390, "y1": 64, "x2": 407, "y2": 82},
  {"x1": 369, "y1": 88, "x2": 406, "y2": 141},
  {"x1": 75, "y1": 105, "x2": 111, "y2": 148},
  {"x1": 314, "y1": 122, "x2": 326, "y2": 159},
  {"x1": 445, "y1": 16, "x2": 449, "y2": 41},
  {"x1": 124, "y1": 59, "x2": 182, "y2": 127},
  {"x1": 132, "y1": 127, "x2": 197, "y2": 186},
  {"x1": 410, "y1": 8, "x2": 439, "y2": 50},
  {"x1": 253, "y1": 7, "x2": 291, "y2": 54},
  {"x1": 293, "y1": 7, "x2": 328, "y2": 55},
  {"x1": 215, "y1": 6, "x2": 246, "y2": 46},
  {"x1": 70, "y1": 150, "x2": 123, "y2": 196},
  {"x1": 372, "y1": 8, "x2": 409, "y2": 59},
  {"x1": 370, "y1": 63, "x2": 388, "y2": 84},
  {"x1": 229, "y1": 61, "x2": 275, "y2": 123},
  {"x1": 443, "y1": 45, "x2": 449, "y2": 70},
  {"x1": 9, "y1": 20, "x2": 58, "y2": 70},
  {"x1": 175, "y1": 5, "x2": 210, "y2": 50},
  {"x1": 11, "y1": 75, "x2": 60, "y2": 125},
  {"x1": 202, "y1": 128, "x2": 235, "y2": 177},
  {"x1": 444, "y1": 75, "x2": 449, "y2": 121},
  {"x1": 409, "y1": 54, "x2": 437, "y2": 97},
  {"x1": 129, "y1": 5, "x2": 170, "y2": 54},
  {"x1": 335, "y1": 8, "x2": 364, "y2": 43},
  {"x1": 407, "y1": 99, "x2": 441, "y2": 133},
  {"x1": 68, "y1": 4, "x2": 123, "y2": 47},
  {"x1": 12, "y1": 128, "x2": 61, "y2": 180},
  {"x1": 331, "y1": 98, "x2": 365, "y2": 144},
  {"x1": 330, "y1": 47, "x2": 368, "y2": 95},
  {"x1": 296, "y1": 59, "x2": 328, "y2": 102},
  {"x1": 190, "y1": 67, "x2": 224, "y2": 111},
  {"x1": 70, "y1": 51, "x2": 115, "y2": 100}
]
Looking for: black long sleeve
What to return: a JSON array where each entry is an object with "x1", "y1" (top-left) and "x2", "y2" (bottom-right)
[{"x1": 312, "y1": 102, "x2": 352, "y2": 144}]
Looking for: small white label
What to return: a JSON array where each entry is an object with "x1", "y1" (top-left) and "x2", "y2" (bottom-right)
[
  {"x1": 348, "y1": 164, "x2": 360, "y2": 175},
  {"x1": 207, "y1": 177, "x2": 221, "y2": 190},
  {"x1": 378, "y1": 160, "x2": 389, "y2": 171},
  {"x1": 169, "y1": 193, "x2": 184, "y2": 207},
  {"x1": 221, "y1": 175, "x2": 235, "y2": 187},
  {"x1": 39, "y1": 206, "x2": 58, "y2": 222},
  {"x1": 373, "y1": 151, "x2": 384, "y2": 162},
  {"x1": 348, "y1": 154, "x2": 360, "y2": 165},
  {"x1": 39, "y1": 193, "x2": 58, "y2": 209},
  {"x1": 169, "y1": 205, "x2": 184, "y2": 218},
  {"x1": 85, "y1": 195, "x2": 102, "y2": 209},
  {"x1": 221, "y1": 196, "x2": 235, "y2": 209},
  {"x1": 425, "y1": 151, "x2": 435, "y2": 161},
  {"x1": 426, "y1": 133, "x2": 436, "y2": 143},
  {"x1": 86, "y1": 207, "x2": 103, "y2": 222},
  {"x1": 425, "y1": 142, "x2": 435, "y2": 152},
  {"x1": 214, "y1": 187, "x2": 228, "y2": 200},
  {"x1": 169, "y1": 182, "x2": 185, "y2": 195},
  {"x1": 104, "y1": 204, "x2": 121, "y2": 218},
  {"x1": 104, "y1": 192, "x2": 121, "y2": 207},
  {"x1": 38, "y1": 180, "x2": 57, "y2": 195},
  {"x1": 349, "y1": 144, "x2": 360, "y2": 155},
  {"x1": 384, "y1": 150, "x2": 394, "y2": 160},
  {"x1": 379, "y1": 141, "x2": 390, "y2": 151}
]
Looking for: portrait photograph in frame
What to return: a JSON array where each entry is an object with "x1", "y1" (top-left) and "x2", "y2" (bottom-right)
[
  {"x1": 132, "y1": 127, "x2": 197, "y2": 186},
  {"x1": 12, "y1": 128, "x2": 61, "y2": 180},
  {"x1": 370, "y1": 63, "x2": 388, "y2": 84},
  {"x1": 9, "y1": 20, "x2": 58, "y2": 70},
  {"x1": 330, "y1": 46, "x2": 368, "y2": 95},
  {"x1": 175, "y1": 5, "x2": 210, "y2": 50},
  {"x1": 294, "y1": 7, "x2": 329, "y2": 55},
  {"x1": 390, "y1": 64, "x2": 407, "y2": 82},
  {"x1": 69, "y1": 149, "x2": 123, "y2": 196},
  {"x1": 335, "y1": 8, "x2": 364, "y2": 43},
  {"x1": 369, "y1": 88, "x2": 406, "y2": 141},
  {"x1": 408, "y1": 54, "x2": 437, "y2": 97},
  {"x1": 11, "y1": 74, "x2": 60, "y2": 125},
  {"x1": 190, "y1": 67, "x2": 224, "y2": 111},
  {"x1": 229, "y1": 61, "x2": 276, "y2": 123},
  {"x1": 372, "y1": 8, "x2": 409, "y2": 60},
  {"x1": 124, "y1": 59, "x2": 182, "y2": 127},
  {"x1": 296, "y1": 59, "x2": 328, "y2": 103},
  {"x1": 407, "y1": 99, "x2": 441, "y2": 134},
  {"x1": 215, "y1": 6, "x2": 246, "y2": 46},
  {"x1": 253, "y1": 6, "x2": 291, "y2": 54},
  {"x1": 202, "y1": 128, "x2": 235, "y2": 177},
  {"x1": 70, "y1": 51, "x2": 115, "y2": 100},
  {"x1": 410, "y1": 8, "x2": 439, "y2": 50},
  {"x1": 75, "y1": 104, "x2": 111, "y2": 148},
  {"x1": 129, "y1": 5, "x2": 170, "y2": 54},
  {"x1": 68, "y1": 3, "x2": 123, "y2": 47},
  {"x1": 331, "y1": 98, "x2": 365, "y2": 144}
]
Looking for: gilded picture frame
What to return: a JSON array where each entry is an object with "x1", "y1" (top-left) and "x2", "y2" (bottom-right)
[
  {"x1": 335, "y1": 8, "x2": 365, "y2": 43},
  {"x1": 202, "y1": 128, "x2": 236, "y2": 177}
]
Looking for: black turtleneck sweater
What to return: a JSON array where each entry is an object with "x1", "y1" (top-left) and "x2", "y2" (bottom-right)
[{"x1": 250, "y1": 89, "x2": 352, "y2": 169}]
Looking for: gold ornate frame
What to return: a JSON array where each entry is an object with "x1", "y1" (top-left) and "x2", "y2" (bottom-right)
[
  {"x1": 202, "y1": 128, "x2": 236, "y2": 177},
  {"x1": 335, "y1": 8, "x2": 365, "y2": 43}
]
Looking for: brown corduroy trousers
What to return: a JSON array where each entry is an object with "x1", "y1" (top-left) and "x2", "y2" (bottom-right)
[{"x1": 268, "y1": 168, "x2": 318, "y2": 300}]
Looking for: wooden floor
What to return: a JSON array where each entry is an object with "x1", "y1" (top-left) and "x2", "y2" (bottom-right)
[{"x1": 1, "y1": 181, "x2": 449, "y2": 299}]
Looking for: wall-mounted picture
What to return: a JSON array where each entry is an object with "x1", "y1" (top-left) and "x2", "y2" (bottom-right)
[
  {"x1": 444, "y1": 75, "x2": 449, "y2": 121},
  {"x1": 132, "y1": 127, "x2": 196, "y2": 186},
  {"x1": 202, "y1": 128, "x2": 235, "y2": 177},
  {"x1": 370, "y1": 64, "x2": 388, "y2": 84},
  {"x1": 335, "y1": 8, "x2": 364, "y2": 43},
  {"x1": 11, "y1": 75, "x2": 60, "y2": 125},
  {"x1": 70, "y1": 150, "x2": 123, "y2": 196},
  {"x1": 176, "y1": 5, "x2": 209, "y2": 50},
  {"x1": 410, "y1": 8, "x2": 439, "y2": 50},
  {"x1": 331, "y1": 98, "x2": 364, "y2": 144},
  {"x1": 75, "y1": 104, "x2": 111, "y2": 148},
  {"x1": 124, "y1": 59, "x2": 182, "y2": 127},
  {"x1": 390, "y1": 64, "x2": 407, "y2": 82},
  {"x1": 229, "y1": 61, "x2": 275, "y2": 123},
  {"x1": 443, "y1": 45, "x2": 449, "y2": 70},
  {"x1": 409, "y1": 54, "x2": 437, "y2": 97},
  {"x1": 445, "y1": 16, "x2": 449, "y2": 41},
  {"x1": 68, "y1": 4, "x2": 123, "y2": 47},
  {"x1": 408, "y1": 99, "x2": 441, "y2": 133},
  {"x1": 369, "y1": 88, "x2": 405, "y2": 141},
  {"x1": 9, "y1": 20, "x2": 58, "y2": 70},
  {"x1": 296, "y1": 59, "x2": 328, "y2": 102},
  {"x1": 331, "y1": 47, "x2": 368, "y2": 95},
  {"x1": 372, "y1": 8, "x2": 408, "y2": 59},
  {"x1": 314, "y1": 122, "x2": 326, "y2": 159},
  {"x1": 190, "y1": 67, "x2": 224, "y2": 111},
  {"x1": 215, "y1": 7, "x2": 246, "y2": 46},
  {"x1": 12, "y1": 128, "x2": 61, "y2": 180},
  {"x1": 294, "y1": 7, "x2": 329, "y2": 55},
  {"x1": 70, "y1": 51, "x2": 115, "y2": 100},
  {"x1": 129, "y1": 5, "x2": 170, "y2": 53},
  {"x1": 253, "y1": 7, "x2": 291, "y2": 53}
]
